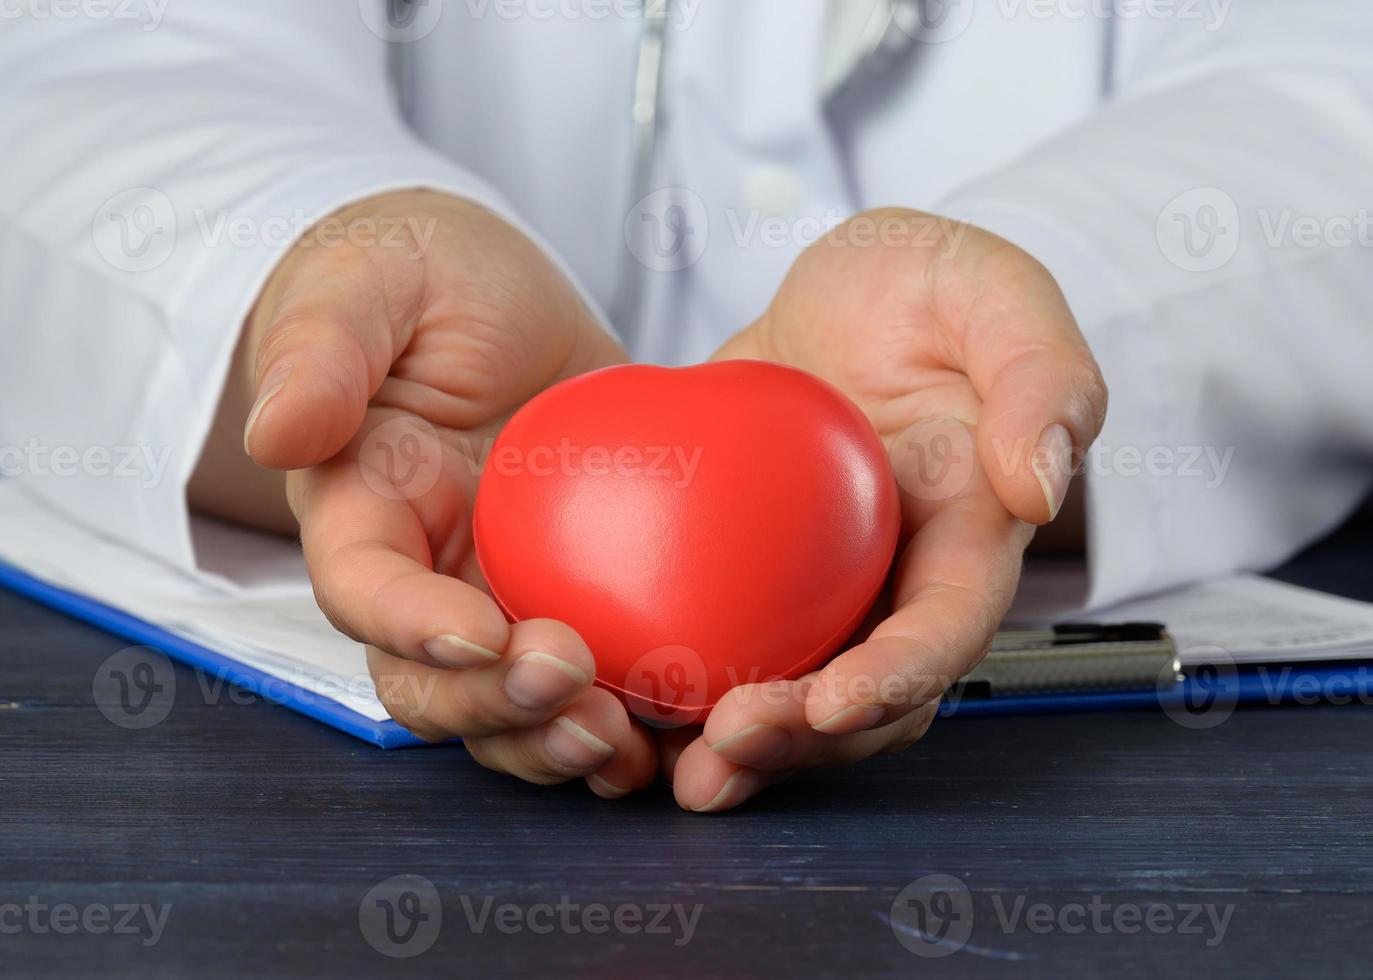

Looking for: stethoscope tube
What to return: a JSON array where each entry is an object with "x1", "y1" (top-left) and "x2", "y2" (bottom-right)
[{"x1": 615, "y1": 0, "x2": 672, "y2": 343}]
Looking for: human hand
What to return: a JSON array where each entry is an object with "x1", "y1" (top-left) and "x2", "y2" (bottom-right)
[
  {"x1": 668, "y1": 209, "x2": 1108, "y2": 811},
  {"x1": 236, "y1": 190, "x2": 656, "y2": 796}
]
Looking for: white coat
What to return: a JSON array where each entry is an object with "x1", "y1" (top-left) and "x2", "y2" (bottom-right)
[{"x1": 1, "y1": 0, "x2": 1371, "y2": 608}]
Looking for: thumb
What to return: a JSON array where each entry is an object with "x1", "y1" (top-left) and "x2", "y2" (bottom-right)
[
  {"x1": 974, "y1": 345, "x2": 1107, "y2": 525},
  {"x1": 242, "y1": 254, "x2": 417, "y2": 471}
]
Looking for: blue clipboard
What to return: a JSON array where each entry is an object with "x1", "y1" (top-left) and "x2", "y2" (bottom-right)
[
  {"x1": 3, "y1": 558, "x2": 1369, "y2": 747},
  {"x1": 940, "y1": 660, "x2": 1373, "y2": 719},
  {"x1": 0, "y1": 559, "x2": 426, "y2": 750}
]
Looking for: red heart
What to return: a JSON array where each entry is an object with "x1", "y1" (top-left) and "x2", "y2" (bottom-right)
[{"x1": 473, "y1": 360, "x2": 900, "y2": 725}]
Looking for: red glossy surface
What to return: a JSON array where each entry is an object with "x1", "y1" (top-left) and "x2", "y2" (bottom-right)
[{"x1": 473, "y1": 360, "x2": 900, "y2": 725}]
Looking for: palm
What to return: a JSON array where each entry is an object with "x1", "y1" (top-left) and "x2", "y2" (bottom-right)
[
  {"x1": 713, "y1": 218, "x2": 998, "y2": 532},
  {"x1": 306, "y1": 198, "x2": 628, "y2": 592}
]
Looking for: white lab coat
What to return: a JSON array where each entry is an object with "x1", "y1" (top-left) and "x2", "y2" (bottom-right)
[{"x1": 1, "y1": 0, "x2": 1370, "y2": 609}]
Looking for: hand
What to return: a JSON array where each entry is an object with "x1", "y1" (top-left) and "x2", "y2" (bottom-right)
[
  {"x1": 667, "y1": 209, "x2": 1108, "y2": 812},
  {"x1": 222, "y1": 190, "x2": 657, "y2": 796}
]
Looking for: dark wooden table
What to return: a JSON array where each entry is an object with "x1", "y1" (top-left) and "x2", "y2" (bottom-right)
[{"x1": 4, "y1": 506, "x2": 1372, "y2": 978}]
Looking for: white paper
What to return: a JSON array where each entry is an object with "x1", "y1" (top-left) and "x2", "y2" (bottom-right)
[
  {"x1": 0, "y1": 483, "x2": 385, "y2": 721},
  {"x1": 3, "y1": 482, "x2": 1371, "y2": 732},
  {"x1": 1081, "y1": 575, "x2": 1373, "y2": 666}
]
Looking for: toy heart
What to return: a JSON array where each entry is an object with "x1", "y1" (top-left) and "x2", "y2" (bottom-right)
[{"x1": 473, "y1": 360, "x2": 900, "y2": 725}]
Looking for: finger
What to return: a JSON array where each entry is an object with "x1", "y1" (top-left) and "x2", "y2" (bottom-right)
[
  {"x1": 293, "y1": 452, "x2": 509, "y2": 665},
  {"x1": 804, "y1": 493, "x2": 1033, "y2": 734},
  {"x1": 585, "y1": 716, "x2": 659, "y2": 800},
  {"x1": 244, "y1": 243, "x2": 422, "y2": 469},
  {"x1": 656, "y1": 725, "x2": 700, "y2": 785},
  {"x1": 670, "y1": 735, "x2": 789, "y2": 814},
  {"x1": 367, "y1": 617, "x2": 598, "y2": 740},
  {"x1": 944, "y1": 242, "x2": 1108, "y2": 523},
  {"x1": 462, "y1": 687, "x2": 639, "y2": 786},
  {"x1": 703, "y1": 680, "x2": 941, "y2": 770}
]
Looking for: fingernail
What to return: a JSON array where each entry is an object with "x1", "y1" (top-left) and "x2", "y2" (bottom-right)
[
  {"x1": 708, "y1": 723, "x2": 792, "y2": 767},
  {"x1": 546, "y1": 716, "x2": 614, "y2": 771},
  {"x1": 243, "y1": 363, "x2": 293, "y2": 455},
  {"x1": 1032, "y1": 423, "x2": 1075, "y2": 520},
  {"x1": 587, "y1": 773, "x2": 632, "y2": 800},
  {"x1": 692, "y1": 769, "x2": 761, "y2": 813},
  {"x1": 812, "y1": 703, "x2": 886, "y2": 735},
  {"x1": 504, "y1": 651, "x2": 590, "y2": 710},
  {"x1": 423, "y1": 634, "x2": 500, "y2": 668}
]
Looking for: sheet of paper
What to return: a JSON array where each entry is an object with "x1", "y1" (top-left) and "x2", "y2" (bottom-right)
[
  {"x1": 0, "y1": 484, "x2": 385, "y2": 721},
  {"x1": 3, "y1": 481, "x2": 1372, "y2": 733},
  {"x1": 1083, "y1": 575, "x2": 1373, "y2": 666}
]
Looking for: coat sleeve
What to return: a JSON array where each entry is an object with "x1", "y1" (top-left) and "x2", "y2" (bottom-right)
[
  {"x1": 0, "y1": 2, "x2": 585, "y2": 571},
  {"x1": 937, "y1": 2, "x2": 1373, "y2": 607}
]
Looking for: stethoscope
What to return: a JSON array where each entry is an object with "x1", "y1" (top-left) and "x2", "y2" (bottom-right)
[
  {"x1": 615, "y1": 0, "x2": 930, "y2": 342},
  {"x1": 384, "y1": 1, "x2": 984, "y2": 343}
]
